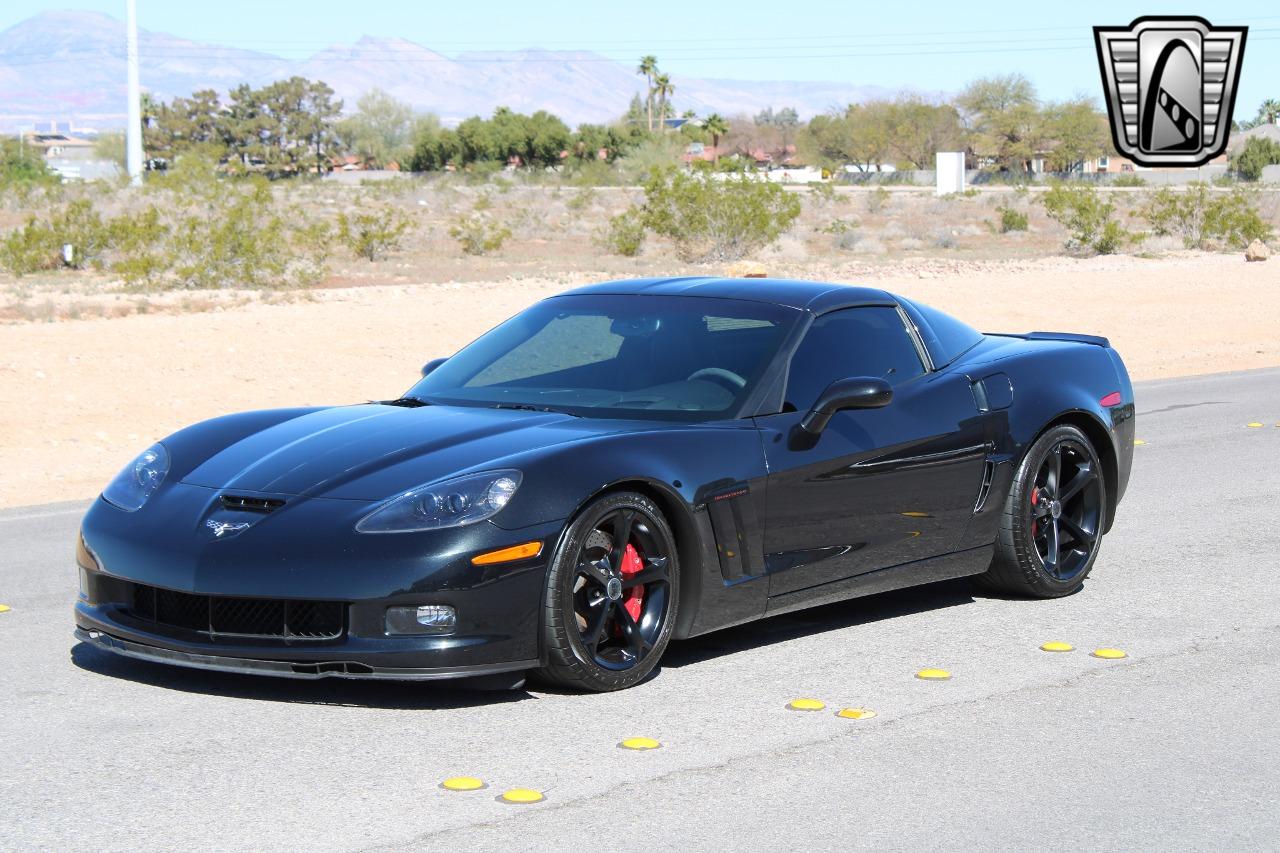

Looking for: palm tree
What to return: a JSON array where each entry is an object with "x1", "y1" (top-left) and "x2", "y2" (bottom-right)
[
  {"x1": 655, "y1": 74, "x2": 674, "y2": 130},
  {"x1": 703, "y1": 113, "x2": 729, "y2": 163},
  {"x1": 1260, "y1": 99, "x2": 1280, "y2": 125},
  {"x1": 637, "y1": 55, "x2": 658, "y2": 132}
]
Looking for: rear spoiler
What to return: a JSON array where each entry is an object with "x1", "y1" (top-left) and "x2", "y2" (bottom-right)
[{"x1": 987, "y1": 331, "x2": 1111, "y2": 348}]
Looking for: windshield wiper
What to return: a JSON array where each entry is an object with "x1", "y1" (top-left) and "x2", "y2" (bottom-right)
[{"x1": 491, "y1": 402, "x2": 581, "y2": 417}]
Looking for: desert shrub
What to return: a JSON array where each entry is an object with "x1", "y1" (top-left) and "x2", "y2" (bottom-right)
[
  {"x1": 864, "y1": 186, "x2": 891, "y2": 213},
  {"x1": 997, "y1": 206, "x2": 1029, "y2": 233},
  {"x1": 0, "y1": 217, "x2": 61, "y2": 274},
  {"x1": 449, "y1": 214, "x2": 511, "y2": 255},
  {"x1": 638, "y1": 168, "x2": 802, "y2": 262},
  {"x1": 1041, "y1": 184, "x2": 1129, "y2": 254},
  {"x1": 0, "y1": 198, "x2": 111, "y2": 274},
  {"x1": 107, "y1": 206, "x2": 170, "y2": 288},
  {"x1": 1139, "y1": 183, "x2": 1272, "y2": 250},
  {"x1": 1112, "y1": 174, "x2": 1147, "y2": 187},
  {"x1": 1233, "y1": 137, "x2": 1280, "y2": 182},
  {"x1": 471, "y1": 192, "x2": 493, "y2": 211},
  {"x1": 808, "y1": 181, "x2": 838, "y2": 204},
  {"x1": 165, "y1": 182, "x2": 327, "y2": 288},
  {"x1": 49, "y1": 199, "x2": 111, "y2": 268},
  {"x1": 598, "y1": 208, "x2": 645, "y2": 256},
  {"x1": 567, "y1": 186, "x2": 597, "y2": 212},
  {"x1": 337, "y1": 206, "x2": 411, "y2": 261}
]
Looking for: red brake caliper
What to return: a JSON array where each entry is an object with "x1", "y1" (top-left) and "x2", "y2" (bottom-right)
[
  {"x1": 620, "y1": 543, "x2": 645, "y2": 621},
  {"x1": 1031, "y1": 487, "x2": 1039, "y2": 537}
]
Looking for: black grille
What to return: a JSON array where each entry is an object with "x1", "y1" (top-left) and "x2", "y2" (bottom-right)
[{"x1": 124, "y1": 582, "x2": 343, "y2": 641}]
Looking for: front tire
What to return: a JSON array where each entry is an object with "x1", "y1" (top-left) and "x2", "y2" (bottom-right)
[
  {"x1": 976, "y1": 424, "x2": 1107, "y2": 598},
  {"x1": 536, "y1": 492, "x2": 679, "y2": 692}
]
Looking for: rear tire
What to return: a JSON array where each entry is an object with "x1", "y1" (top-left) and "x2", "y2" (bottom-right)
[
  {"x1": 976, "y1": 424, "x2": 1107, "y2": 598},
  {"x1": 536, "y1": 492, "x2": 678, "y2": 692}
]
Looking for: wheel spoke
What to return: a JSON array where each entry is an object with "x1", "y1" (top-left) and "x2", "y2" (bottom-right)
[
  {"x1": 1058, "y1": 465, "x2": 1096, "y2": 504},
  {"x1": 610, "y1": 511, "x2": 636, "y2": 573},
  {"x1": 577, "y1": 557, "x2": 611, "y2": 588},
  {"x1": 1059, "y1": 515, "x2": 1096, "y2": 547},
  {"x1": 1045, "y1": 446, "x2": 1062, "y2": 496},
  {"x1": 622, "y1": 556, "x2": 669, "y2": 590},
  {"x1": 613, "y1": 604, "x2": 649, "y2": 656},
  {"x1": 581, "y1": 601, "x2": 611, "y2": 652},
  {"x1": 1043, "y1": 520, "x2": 1061, "y2": 576}
]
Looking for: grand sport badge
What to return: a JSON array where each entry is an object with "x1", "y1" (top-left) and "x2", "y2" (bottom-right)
[{"x1": 1094, "y1": 16, "x2": 1247, "y2": 167}]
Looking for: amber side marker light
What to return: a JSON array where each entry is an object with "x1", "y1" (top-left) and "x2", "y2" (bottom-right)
[{"x1": 471, "y1": 540, "x2": 543, "y2": 566}]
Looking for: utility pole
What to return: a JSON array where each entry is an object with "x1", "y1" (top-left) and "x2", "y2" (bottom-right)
[{"x1": 125, "y1": 0, "x2": 144, "y2": 186}]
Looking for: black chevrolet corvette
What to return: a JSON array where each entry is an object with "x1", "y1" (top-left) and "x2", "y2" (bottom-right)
[{"x1": 75, "y1": 277, "x2": 1134, "y2": 691}]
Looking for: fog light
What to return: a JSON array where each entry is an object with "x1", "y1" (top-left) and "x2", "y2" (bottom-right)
[{"x1": 385, "y1": 605, "x2": 457, "y2": 635}]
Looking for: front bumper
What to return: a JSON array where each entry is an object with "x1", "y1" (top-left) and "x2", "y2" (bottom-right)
[
  {"x1": 75, "y1": 488, "x2": 565, "y2": 681},
  {"x1": 74, "y1": 626, "x2": 536, "y2": 681}
]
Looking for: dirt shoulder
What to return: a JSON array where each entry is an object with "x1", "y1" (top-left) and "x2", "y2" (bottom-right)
[{"x1": 2, "y1": 252, "x2": 1275, "y2": 509}]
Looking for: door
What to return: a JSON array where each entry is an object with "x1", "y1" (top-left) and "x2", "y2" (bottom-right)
[{"x1": 757, "y1": 306, "x2": 987, "y2": 597}]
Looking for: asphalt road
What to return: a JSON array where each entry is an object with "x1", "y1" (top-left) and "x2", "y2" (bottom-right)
[{"x1": 2, "y1": 368, "x2": 1279, "y2": 852}]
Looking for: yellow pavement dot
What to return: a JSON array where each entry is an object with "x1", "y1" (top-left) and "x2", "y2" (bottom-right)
[
  {"x1": 1091, "y1": 648, "x2": 1128, "y2": 660},
  {"x1": 1247, "y1": 422, "x2": 1264, "y2": 428},
  {"x1": 915, "y1": 668, "x2": 951, "y2": 681},
  {"x1": 1040, "y1": 641, "x2": 1074, "y2": 652},
  {"x1": 499, "y1": 788, "x2": 544, "y2": 804},
  {"x1": 836, "y1": 708, "x2": 877, "y2": 720},
  {"x1": 1133, "y1": 439, "x2": 1147, "y2": 446},
  {"x1": 0, "y1": 604, "x2": 10, "y2": 613},
  {"x1": 618, "y1": 737, "x2": 662, "y2": 751},
  {"x1": 439, "y1": 777, "x2": 485, "y2": 791},
  {"x1": 901, "y1": 511, "x2": 931, "y2": 518},
  {"x1": 787, "y1": 698, "x2": 826, "y2": 711}
]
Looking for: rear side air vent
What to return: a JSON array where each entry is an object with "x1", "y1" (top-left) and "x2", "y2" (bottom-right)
[{"x1": 219, "y1": 495, "x2": 285, "y2": 513}]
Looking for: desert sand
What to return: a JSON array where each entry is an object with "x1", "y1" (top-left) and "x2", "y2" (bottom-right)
[{"x1": 1, "y1": 251, "x2": 1276, "y2": 509}]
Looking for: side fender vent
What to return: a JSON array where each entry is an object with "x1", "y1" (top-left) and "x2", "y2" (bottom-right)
[{"x1": 973, "y1": 460, "x2": 996, "y2": 512}]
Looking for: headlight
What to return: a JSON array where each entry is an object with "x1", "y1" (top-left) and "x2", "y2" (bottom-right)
[
  {"x1": 356, "y1": 470, "x2": 522, "y2": 534},
  {"x1": 101, "y1": 443, "x2": 170, "y2": 512}
]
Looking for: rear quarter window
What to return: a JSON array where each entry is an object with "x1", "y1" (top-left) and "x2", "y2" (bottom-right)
[{"x1": 900, "y1": 299, "x2": 983, "y2": 368}]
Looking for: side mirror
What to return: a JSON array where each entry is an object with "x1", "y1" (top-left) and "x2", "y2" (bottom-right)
[
  {"x1": 421, "y1": 357, "x2": 447, "y2": 378},
  {"x1": 798, "y1": 377, "x2": 893, "y2": 435}
]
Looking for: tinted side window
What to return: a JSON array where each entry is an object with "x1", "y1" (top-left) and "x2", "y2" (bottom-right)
[
  {"x1": 784, "y1": 306, "x2": 925, "y2": 410},
  {"x1": 899, "y1": 298, "x2": 983, "y2": 368}
]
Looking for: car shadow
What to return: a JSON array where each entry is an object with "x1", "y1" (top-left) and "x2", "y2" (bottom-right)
[
  {"x1": 69, "y1": 642, "x2": 533, "y2": 709},
  {"x1": 662, "y1": 577, "x2": 978, "y2": 669}
]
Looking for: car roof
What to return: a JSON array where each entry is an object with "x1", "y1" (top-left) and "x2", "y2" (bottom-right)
[{"x1": 556, "y1": 277, "x2": 898, "y2": 312}]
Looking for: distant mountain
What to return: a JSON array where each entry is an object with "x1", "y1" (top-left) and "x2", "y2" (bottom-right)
[{"x1": 0, "y1": 10, "x2": 893, "y2": 131}]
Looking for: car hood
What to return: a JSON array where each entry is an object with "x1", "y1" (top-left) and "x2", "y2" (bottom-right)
[{"x1": 180, "y1": 403, "x2": 631, "y2": 501}]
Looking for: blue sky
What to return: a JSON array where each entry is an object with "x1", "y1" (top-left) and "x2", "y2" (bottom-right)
[{"x1": 5, "y1": 1, "x2": 1279, "y2": 117}]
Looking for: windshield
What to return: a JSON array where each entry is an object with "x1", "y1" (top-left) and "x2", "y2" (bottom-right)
[{"x1": 407, "y1": 294, "x2": 800, "y2": 420}]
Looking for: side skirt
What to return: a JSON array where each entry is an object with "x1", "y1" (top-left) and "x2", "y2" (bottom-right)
[{"x1": 763, "y1": 545, "x2": 993, "y2": 618}]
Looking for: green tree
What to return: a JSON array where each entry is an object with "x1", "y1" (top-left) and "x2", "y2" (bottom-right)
[
  {"x1": 1256, "y1": 99, "x2": 1280, "y2": 126},
  {"x1": 637, "y1": 55, "x2": 659, "y2": 132},
  {"x1": 337, "y1": 88, "x2": 426, "y2": 168},
  {"x1": 885, "y1": 96, "x2": 965, "y2": 169},
  {"x1": 957, "y1": 74, "x2": 1042, "y2": 171},
  {"x1": 655, "y1": 74, "x2": 675, "y2": 128},
  {"x1": 703, "y1": 113, "x2": 729, "y2": 163},
  {"x1": 1041, "y1": 97, "x2": 1110, "y2": 171},
  {"x1": 1233, "y1": 135, "x2": 1280, "y2": 181},
  {"x1": 800, "y1": 103, "x2": 895, "y2": 171}
]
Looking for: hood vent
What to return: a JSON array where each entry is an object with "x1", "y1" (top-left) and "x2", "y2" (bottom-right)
[{"x1": 219, "y1": 494, "x2": 286, "y2": 513}]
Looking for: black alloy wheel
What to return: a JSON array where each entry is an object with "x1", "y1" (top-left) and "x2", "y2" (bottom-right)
[
  {"x1": 977, "y1": 424, "x2": 1108, "y2": 598},
  {"x1": 538, "y1": 492, "x2": 679, "y2": 691},
  {"x1": 1029, "y1": 437, "x2": 1104, "y2": 581}
]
